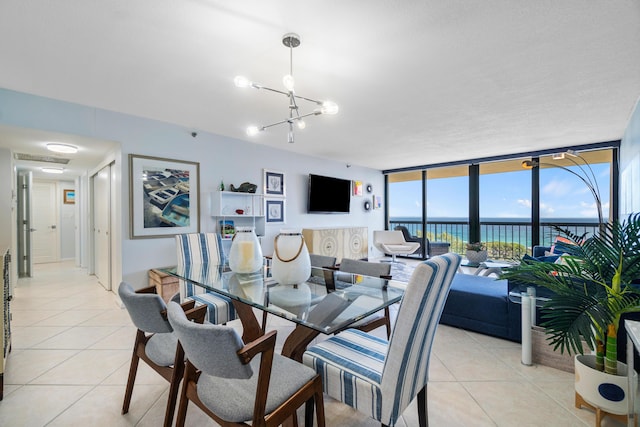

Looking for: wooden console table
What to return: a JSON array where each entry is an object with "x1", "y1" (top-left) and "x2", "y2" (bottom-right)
[{"x1": 302, "y1": 227, "x2": 368, "y2": 262}]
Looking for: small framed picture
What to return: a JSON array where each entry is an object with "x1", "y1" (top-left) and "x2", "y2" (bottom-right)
[
  {"x1": 265, "y1": 199, "x2": 285, "y2": 223},
  {"x1": 63, "y1": 189, "x2": 75, "y2": 204},
  {"x1": 264, "y1": 169, "x2": 285, "y2": 196},
  {"x1": 353, "y1": 180, "x2": 363, "y2": 196},
  {"x1": 373, "y1": 195, "x2": 382, "y2": 209}
]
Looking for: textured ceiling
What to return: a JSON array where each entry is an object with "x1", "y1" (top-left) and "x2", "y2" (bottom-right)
[{"x1": 1, "y1": 0, "x2": 639, "y2": 172}]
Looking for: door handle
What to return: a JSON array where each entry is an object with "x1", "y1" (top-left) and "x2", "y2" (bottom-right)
[
  {"x1": 50, "y1": 225, "x2": 57, "y2": 229},
  {"x1": 29, "y1": 228, "x2": 36, "y2": 232}
]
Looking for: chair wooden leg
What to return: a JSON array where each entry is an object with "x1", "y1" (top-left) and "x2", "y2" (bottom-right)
[
  {"x1": 418, "y1": 385, "x2": 428, "y2": 427},
  {"x1": 122, "y1": 331, "x2": 144, "y2": 414},
  {"x1": 175, "y1": 362, "x2": 195, "y2": 427},
  {"x1": 384, "y1": 307, "x2": 391, "y2": 338},
  {"x1": 305, "y1": 398, "x2": 314, "y2": 427},
  {"x1": 163, "y1": 345, "x2": 185, "y2": 427}
]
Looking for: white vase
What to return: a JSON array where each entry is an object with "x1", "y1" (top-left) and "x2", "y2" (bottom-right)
[
  {"x1": 271, "y1": 229, "x2": 311, "y2": 286},
  {"x1": 575, "y1": 354, "x2": 637, "y2": 416},
  {"x1": 228, "y1": 226, "x2": 263, "y2": 273},
  {"x1": 466, "y1": 249, "x2": 488, "y2": 263}
]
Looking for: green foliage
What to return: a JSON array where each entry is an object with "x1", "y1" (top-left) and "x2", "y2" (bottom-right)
[
  {"x1": 466, "y1": 242, "x2": 486, "y2": 251},
  {"x1": 501, "y1": 213, "x2": 640, "y2": 373}
]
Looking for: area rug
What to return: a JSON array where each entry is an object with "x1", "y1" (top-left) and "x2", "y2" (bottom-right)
[{"x1": 389, "y1": 262, "x2": 416, "y2": 283}]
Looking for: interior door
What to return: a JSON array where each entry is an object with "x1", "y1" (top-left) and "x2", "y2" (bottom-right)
[
  {"x1": 17, "y1": 171, "x2": 33, "y2": 276},
  {"x1": 32, "y1": 180, "x2": 60, "y2": 264},
  {"x1": 93, "y1": 165, "x2": 111, "y2": 290}
]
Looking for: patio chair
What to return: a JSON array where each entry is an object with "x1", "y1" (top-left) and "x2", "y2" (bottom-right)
[
  {"x1": 373, "y1": 230, "x2": 420, "y2": 263},
  {"x1": 118, "y1": 282, "x2": 207, "y2": 427},
  {"x1": 394, "y1": 225, "x2": 424, "y2": 257},
  {"x1": 166, "y1": 301, "x2": 325, "y2": 427},
  {"x1": 175, "y1": 233, "x2": 236, "y2": 324},
  {"x1": 303, "y1": 253, "x2": 461, "y2": 427}
]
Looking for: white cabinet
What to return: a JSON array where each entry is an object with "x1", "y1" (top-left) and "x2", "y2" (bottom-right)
[{"x1": 210, "y1": 191, "x2": 265, "y2": 239}]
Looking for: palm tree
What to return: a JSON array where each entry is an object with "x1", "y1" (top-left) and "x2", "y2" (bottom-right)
[{"x1": 502, "y1": 213, "x2": 640, "y2": 374}]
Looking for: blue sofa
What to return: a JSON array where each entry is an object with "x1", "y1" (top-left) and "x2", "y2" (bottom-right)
[{"x1": 440, "y1": 273, "x2": 523, "y2": 342}]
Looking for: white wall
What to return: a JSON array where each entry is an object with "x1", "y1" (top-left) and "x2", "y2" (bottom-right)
[{"x1": 0, "y1": 88, "x2": 386, "y2": 289}]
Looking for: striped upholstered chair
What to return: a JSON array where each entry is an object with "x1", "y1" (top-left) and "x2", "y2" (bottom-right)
[
  {"x1": 303, "y1": 253, "x2": 460, "y2": 427},
  {"x1": 175, "y1": 233, "x2": 236, "y2": 324}
]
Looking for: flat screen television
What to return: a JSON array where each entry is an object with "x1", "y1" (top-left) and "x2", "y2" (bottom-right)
[{"x1": 307, "y1": 174, "x2": 351, "y2": 213}]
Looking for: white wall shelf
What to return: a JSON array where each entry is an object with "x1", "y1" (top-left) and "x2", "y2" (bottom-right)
[{"x1": 210, "y1": 191, "x2": 265, "y2": 239}]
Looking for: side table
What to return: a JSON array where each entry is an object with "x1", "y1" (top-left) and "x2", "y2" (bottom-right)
[{"x1": 508, "y1": 287, "x2": 549, "y2": 365}]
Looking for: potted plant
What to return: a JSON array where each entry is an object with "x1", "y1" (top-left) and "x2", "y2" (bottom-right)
[
  {"x1": 501, "y1": 213, "x2": 640, "y2": 418},
  {"x1": 465, "y1": 242, "x2": 487, "y2": 263}
]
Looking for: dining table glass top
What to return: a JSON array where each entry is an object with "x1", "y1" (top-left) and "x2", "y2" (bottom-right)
[{"x1": 162, "y1": 264, "x2": 406, "y2": 335}]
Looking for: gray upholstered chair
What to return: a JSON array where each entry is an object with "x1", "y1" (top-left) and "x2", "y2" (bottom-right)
[
  {"x1": 309, "y1": 253, "x2": 337, "y2": 277},
  {"x1": 175, "y1": 233, "x2": 236, "y2": 324},
  {"x1": 118, "y1": 282, "x2": 206, "y2": 427},
  {"x1": 166, "y1": 301, "x2": 325, "y2": 427},
  {"x1": 303, "y1": 253, "x2": 461, "y2": 427},
  {"x1": 335, "y1": 258, "x2": 393, "y2": 338},
  {"x1": 373, "y1": 230, "x2": 421, "y2": 262}
]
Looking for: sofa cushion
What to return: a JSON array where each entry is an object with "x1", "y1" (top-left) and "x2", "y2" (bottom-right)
[{"x1": 442, "y1": 274, "x2": 509, "y2": 327}]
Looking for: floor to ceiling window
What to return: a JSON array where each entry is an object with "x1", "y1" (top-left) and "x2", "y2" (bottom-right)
[
  {"x1": 537, "y1": 149, "x2": 611, "y2": 246},
  {"x1": 385, "y1": 145, "x2": 616, "y2": 260},
  {"x1": 479, "y1": 160, "x2": 532, "y2": 259}
]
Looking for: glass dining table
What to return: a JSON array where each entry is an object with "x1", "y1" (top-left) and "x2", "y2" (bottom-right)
[{"x1": 161, "y1": 264, "x2": 406, "y2": 361}]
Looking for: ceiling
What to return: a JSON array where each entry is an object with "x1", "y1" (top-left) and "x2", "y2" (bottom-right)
[{"x1": 1, "y1": 1, "x2": 639, "y2": 175}]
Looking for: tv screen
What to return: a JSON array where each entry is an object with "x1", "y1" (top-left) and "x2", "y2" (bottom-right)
[{"x1": 308, "y1": 174, "x2": 351, "y2": 213}]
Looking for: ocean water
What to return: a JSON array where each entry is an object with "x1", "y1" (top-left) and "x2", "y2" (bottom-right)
[{"x1": 390, "y1": 217, "x2": 600, "y2": 248}]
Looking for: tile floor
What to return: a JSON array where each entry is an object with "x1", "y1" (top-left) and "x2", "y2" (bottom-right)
[{"x1": 0, "y1": 260, "x2": 628, "y2": 426}]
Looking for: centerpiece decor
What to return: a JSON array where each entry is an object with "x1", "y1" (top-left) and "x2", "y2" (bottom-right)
[
  {"x1": 465, "y1": 242, "x2": 487, "y2": 263},
  {"x1": 501, "y1": 213, "x2": 640, "y2": 422},
  {"x1": 271, "y1": 229, "x2": 311, "y2": 286},
  {"x1": 228, "y1": 226, "x2": 263, "y2": 274}
]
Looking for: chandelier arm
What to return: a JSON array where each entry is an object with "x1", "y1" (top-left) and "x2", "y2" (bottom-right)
[
  {"x1": 292, "y1": 94, "x2": 323, "y2": 105},
  {"x1": 259, "y1": 111, "x2": 319, "y2": 130},
  {"x1": 258, "y1": 86, "x2": 290, "y2": 96}
]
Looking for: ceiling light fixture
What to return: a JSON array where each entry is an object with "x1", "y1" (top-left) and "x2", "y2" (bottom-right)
[
  {"x1": 41, "y1": 167, "x2": 64, "y2": 174},
  {"x1": 234, "y1": 33, "x2": 338, "y2": 144},
  {"x1": 46, "y1": 143, "x2": 78, "y2": 154}
]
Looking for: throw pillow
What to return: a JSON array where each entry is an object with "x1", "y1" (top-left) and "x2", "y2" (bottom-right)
[
  {"x1": 550, "y1": 236, "x2": 580, "y2": 256},
  {"x1": 522, "y1": 253, "x2": 560, "y2": 263}
]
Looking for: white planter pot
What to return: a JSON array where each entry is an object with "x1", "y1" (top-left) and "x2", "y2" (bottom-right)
[{"x1": 575, "y1": 354, "x2": 637, "y2": 416}]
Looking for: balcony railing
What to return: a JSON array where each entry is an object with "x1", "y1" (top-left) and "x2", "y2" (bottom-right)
[{"x1": 389, "y1": 219, "x2": 600, "y2": 261}]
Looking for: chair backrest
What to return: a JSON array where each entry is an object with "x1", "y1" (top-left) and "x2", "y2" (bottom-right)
[
  {"x1": 380, "y1": 253, "x2": 460, "y2": 425},
  {"x1": 166, "y1": 301, "x2": 252, "y2": 379},
  {"x1": 118, "y1": 282, "x2": 173, "y2": 334},
  {"x1": 176, "y1": 233, "x2": 225, "y2": 269},
  {"x1": 176, "y1": 233, "x2": 225, "y2": 298},
  {"x1": 309, "y1": 254, "x2": 337, "y2": 269},
  {"x1": 339, "y1": 258, "x2": 391, "y2": 278},
  {"x1": 373, "y1": 230, "x2": 406, "y2": 245},
  {"x1": 393, "y1": 226, "x2": 413, "y2": 241}
]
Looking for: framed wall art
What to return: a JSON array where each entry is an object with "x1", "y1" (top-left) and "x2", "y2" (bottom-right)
[
  {"x1": 63, "y1": 189, "x2": 75, "y2": 204},
  {"x1": 129, "y1": 154, "x2": 200, "y2": 238},
  {"x1": 265, "y1": 199, "x2": 285, "y2": 223},
  {"x1": 264, "y1": 169, "x2": 285, "y2": 196}
]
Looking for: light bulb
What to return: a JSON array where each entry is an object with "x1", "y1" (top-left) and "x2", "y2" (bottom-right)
[
  {"x1": 282, "y1": 74, "x2": 295, "y2": 92},
  {"x1": 234, "y1": 76, "x2": 252, "y2": 88},
  {"x1": 246, "y1": 126, "x2": 260, "y2": 136},
  {"x1": 320, "y1": 101, "x2": 339, "y2": 115},
  {"x1": 297, "y1": 120, "x2": 306, "y2": 130}
]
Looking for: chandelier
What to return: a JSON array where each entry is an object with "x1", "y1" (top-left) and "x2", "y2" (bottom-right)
[{"x1": 234, "y1": 33, "x2": 338, "y2": 144}]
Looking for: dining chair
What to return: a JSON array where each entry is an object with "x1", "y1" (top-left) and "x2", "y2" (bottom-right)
[
  {"x1": 118, "y1": 282, "x2": 207, "y2": 427},
  {"x1": 303, "y1": 253, "x2": 461, "y2": 427},
  {"x1": 175, "y1": 233, "x2": 236, "y2": 324},
  {"x1": 335, "y1": 258, "x2": 393, "y2": 338},
  {"x1": 166, "y1": 301, "x2": 326, "y2": 427}
]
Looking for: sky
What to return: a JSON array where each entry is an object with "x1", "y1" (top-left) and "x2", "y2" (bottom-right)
[{"x1": 389, "y1": 163, "x2": 610, "y2": 220}]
